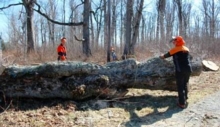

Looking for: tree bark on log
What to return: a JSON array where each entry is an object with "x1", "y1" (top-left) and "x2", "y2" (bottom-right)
[{"x1": 0, "y1": 57, "x2": 203, "y2": 100}]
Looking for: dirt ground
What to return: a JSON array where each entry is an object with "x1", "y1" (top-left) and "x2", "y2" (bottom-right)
[{"x1": 0, "y1": 64, "x2": 220, "y2": 127}]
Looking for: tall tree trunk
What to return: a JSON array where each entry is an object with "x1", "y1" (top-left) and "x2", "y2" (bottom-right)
[
  {"x1": 62, "y1": 0, "x2": 66, "y2": 37},
  {"x1": 141, "y1": 16, "x2": 145, "y2": 46},
  {"x1": 202, "y1": 0, "x2": 209, "y2": 38},
  {"x1": 124, "y1": 0, "x2": 133, "y2": 56},
  {"x1": 165, "y1": 1, "x2": 175, "y2": 39},
  {"x1": 159, "y1": 0, "x2": 166, "y2": 41},
  {"x1": 156, "y1": 0, "x2": 166, "y2": 42},
  {"x1": 111, "y1": 0, "x2": 116, "y2": 46},
  {"x1": 210, "y1": 0, "x2": 215, "y2": 40},
  {"x1": 120, "y1": 1, "x2": 123, "y2": 54},
  {"x1": 90, "y1": 11, "x2": 95, "y2": 50},
  {"x1": 103, "y1": 0, "x2": 108, "y2": 60},
  {"x1": 175, "y1": 0, "x2": 183, "y2": 35},
  {"x1": 182, "y1": 2, "x2": 192, "y2": 38},
  {"x1": 92, "y1": 1, "x2": 103, "y2": 50},
  {"x1": 156, "y1": 1, "x2": 160, "y2": 42},
  {"x1": 47, "y1": 0, "x2": 56, "y2": 47},
  {"x1": 0, "y1": 35, "x2": 2, "y2": 66},
  {"x1": 130, "y1": 0, "x2": 144, "y2": 55},
  {"x1": 107, "y1": 0, "x2": 111, "y2": 62},
  {"x1": 23, "y1": 0, "x2": 35, "y2": 54},
  {"x1": 83, "y1": 0, "x2": 92, "y2": 57}
]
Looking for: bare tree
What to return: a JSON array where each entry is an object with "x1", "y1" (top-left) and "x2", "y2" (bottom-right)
[
  {"x1": 124, "y1": 0, "x2": 144, "y2": 57},
  {"x1": 174, "y1": 0, "x2": 183, "y2": 35},
  {"x1": 1, "y1": 1, "x2": 92, "y2": 57},
  {"x1": 90, "y1": 1, "x2": 103, "y2": 49},
  {"x1": 107, "y1": 0, "x2": 111, "y2": 62},
  {"x1": 83, "y1": 0, "x2": 92, "y2": 57},
  {"x1": 119, "y1": 1, "x2": 125, "y2": 54},
  {"x1": 39, "y1": 17, "x2": 47, "y2": 47},
  {"x1": 202, "y1": 0, "x2": 220, "y2": 40},
  {"x1": 22, "y1": 0, "x2": 36, "y2": 53},
  {"x1": 0, "y1": 35, "x2": 2, "y2": 66},
  {"x1": 182, "y1": 2, "x2": 192, "y2": 38},
  {"x1": 130, "y1": 0, "x2": 144, "y2": 54},
  {"x1": 123, "y1": 0, "x2": 133, "y2": 57},
  {"x1": 140, "y1": 15, "x2": 146, "y2": 45},
  {"x1": 62, "y1": 0, "x2": 66, "y2": 37},
  {"x1": 90, "y1": 6, "x2": 95, "y2": 50},
  {"x1": 47, "y1": 0, "x2": 57, "y2": 47},
  {"x1": 165, "y1": 1, "x2": 175, "y2": 38},
  {"x1": 111, "y1": 0, "x2": 117, "y2": 46},
  {"x1": 156, "y1": 0, "x2": 166, "y2": 41},
  {"x1": 102, "y1": 0, "x2": 112, "y2": 62}
]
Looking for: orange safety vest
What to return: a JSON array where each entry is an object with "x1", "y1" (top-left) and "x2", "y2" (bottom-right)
[{"x1": 57, "y1": 44, "x2": 67, "y2": 61}]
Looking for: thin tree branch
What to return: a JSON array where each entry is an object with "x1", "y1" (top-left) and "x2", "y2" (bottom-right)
[
  {"x1": 0, "y1": 3, "x2": 23, "y2": 10},
  {"x1": 74, "y1": 35, "x2": 85, "y2": 42},
  {"x1": 69, "y1": 2, "x2": 84, "y2": 22},
  {"x1": 34, "y1": 2, "x2": 84, "y2": 26}
]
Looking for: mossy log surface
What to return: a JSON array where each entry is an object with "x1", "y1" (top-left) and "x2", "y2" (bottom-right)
[{"x1": 0, "y1": 57, "x2": 202, "y2": 100}]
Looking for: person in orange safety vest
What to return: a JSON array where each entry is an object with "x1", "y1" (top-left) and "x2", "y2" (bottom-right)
[
  {"x1": 160, "y1": 36, "x2": 192, "y2": 109},
  {"x1": 57, "y1": 37, "x2": 67, "y2": 61}
]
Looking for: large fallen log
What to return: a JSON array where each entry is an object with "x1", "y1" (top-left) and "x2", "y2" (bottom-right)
[{"x1": 0, "y1": 57, "x2": 202, "y2": 100}]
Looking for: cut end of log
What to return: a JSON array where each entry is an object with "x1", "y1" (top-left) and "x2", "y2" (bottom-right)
[{"x1": 202, "y1": 60, "x2": 219, "y2": 71}]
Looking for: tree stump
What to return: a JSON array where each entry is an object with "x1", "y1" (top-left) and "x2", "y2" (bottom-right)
[{"x1": 202, "y1": 60, "x2": 219, "y2": 71}]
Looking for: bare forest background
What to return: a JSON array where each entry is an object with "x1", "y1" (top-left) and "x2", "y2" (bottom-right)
[{"x1": 0, "y1": 0, "x2": 220, "y2": 65}]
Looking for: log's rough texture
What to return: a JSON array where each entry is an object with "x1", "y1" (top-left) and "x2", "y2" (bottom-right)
[{"x1": 0, "y1": 57, "x2": 203, "y2": 100}]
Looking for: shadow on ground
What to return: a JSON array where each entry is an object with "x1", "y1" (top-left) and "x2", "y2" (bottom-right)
[
  {"x1": 111, "y1": 94, "x2": 183, "y2": 127},
  {"x1": 0, "y1": 93, "x2": 182, "y2": 126}
]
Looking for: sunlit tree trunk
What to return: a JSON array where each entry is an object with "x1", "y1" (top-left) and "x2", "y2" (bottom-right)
[
  {"x1": 182, "y1": 2, "x2": 192, "y2": 38},
  {"x1": 165, "y1": 1, "x2": 175, "y2": 39},
  {"x1": 107, "y1": 0, "x2": 111, "y2": 62},
  {"x1": 83, "y1": 0, "x2": 92, "y2": 57},
  {"x1": 157, "y1": 0, "x2": 166, "y2": 41},
  {"x1": 120, "y1": 1, "x2": 124, "y2": 54},
  {"x1": 124, "y1": 0, "x2": 143, "y2": 56},
  {"x1": 22, "y1": 0, "x2": 35, "y2": 54},
  {"x1": 124, "y1": 0, "x2": 133, "y2": 56},
  {"x1": 175, "y1": 0, "x2": 183, "y2": 35},
  {"x1": 47, "y1": 0, "x2": 56, "y2": 47},
  {"x1": 62, "y1": 0, "x2": 66, "y2": 37},
  {"x1": 90, "y1": 10, "x2": 95, "y2": 50},
  {"x1": 0, "y1": 35, "x2": 2, "y2": 66},
  {"x1": 130, "y1": 0, "x2": 144, "y2": 54},
  {"x1": 111, "y1": 0, "x2": 116, "y2": 46}
]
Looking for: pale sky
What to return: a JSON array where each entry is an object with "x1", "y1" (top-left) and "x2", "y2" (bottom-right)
[{"x1": 0, "y1": 0, "x2": 22, "y2": 41}]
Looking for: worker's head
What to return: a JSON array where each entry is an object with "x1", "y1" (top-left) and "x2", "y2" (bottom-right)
[
  {"x1": 170, "y1": 36, "x2": 185, "y2": 46},
  {"x1": 111, "y1": 46, "x2": 115, "y2": 51},
  {"x1": 61, "y1": 37, "x2": 66, "y2": 45}
]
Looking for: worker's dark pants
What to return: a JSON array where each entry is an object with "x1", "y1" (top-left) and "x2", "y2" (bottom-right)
[{"x1": 176, "y1": 71, "x2": 191, "y2": 105}]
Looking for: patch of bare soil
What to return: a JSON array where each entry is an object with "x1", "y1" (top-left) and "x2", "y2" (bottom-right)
[{"x1": 0, "y1": 69, "x2": 220, "y2": 127}]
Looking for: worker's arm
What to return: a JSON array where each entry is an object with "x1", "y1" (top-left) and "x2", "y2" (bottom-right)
[{"x1": 160, "y1": 52, "x2": 171, "y2": 59}]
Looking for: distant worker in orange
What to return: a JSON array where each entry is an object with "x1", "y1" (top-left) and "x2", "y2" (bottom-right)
[
  {"x1": 57, "y1": 37, "x2": 67, "y2": 61},
  {"x1": 110, "y1": 46, "x2": 118, "y2": 61}
]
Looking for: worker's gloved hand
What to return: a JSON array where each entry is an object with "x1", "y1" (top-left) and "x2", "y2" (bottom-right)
[{"x1": 159, "y1": 55, "x2": 165, "y2": 59}]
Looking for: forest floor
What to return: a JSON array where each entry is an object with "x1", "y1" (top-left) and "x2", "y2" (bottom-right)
[{"x1": 0, "y1": 60, "x2": 220, "y2": 127}]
